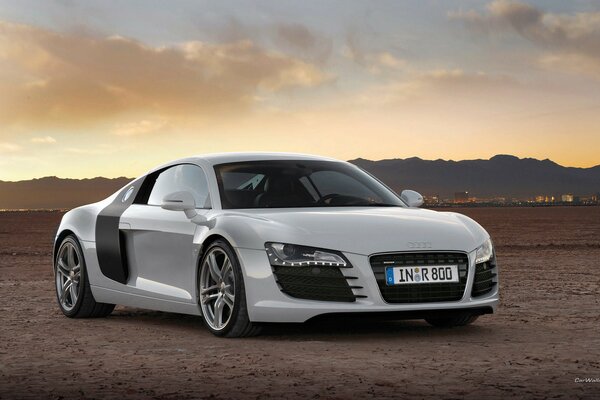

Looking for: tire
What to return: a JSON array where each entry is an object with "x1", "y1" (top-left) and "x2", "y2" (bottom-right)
[
  {"x1": 198, "y1": 239, "x2": 261, "y2": 338},
  {"x1": 54, "y1": 235, "x2": 115, "y2": 318},
  {"x1": 425, "y1": 313, "x2": 479, "y2": 328}
]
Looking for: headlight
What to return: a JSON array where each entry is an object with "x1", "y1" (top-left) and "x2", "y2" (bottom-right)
[
  {"x1": 265, "y1": 242, "x2": 348, "y2": 267},
  {"x1": 475, "y1": 238, "x2": 494, "y2": 264}
]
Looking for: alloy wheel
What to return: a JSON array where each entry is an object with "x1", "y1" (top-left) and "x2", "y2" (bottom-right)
[
  {"x1": 55, "y1": 241, "x2": 81, "y2": 311},
  {"x1": 199, "y1": 247, "x2": 236, "y2": 331}
]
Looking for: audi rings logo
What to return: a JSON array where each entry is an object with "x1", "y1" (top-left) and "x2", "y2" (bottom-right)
[{"x1": 407, "y1": 241, "x2": 432, "y2": 249}]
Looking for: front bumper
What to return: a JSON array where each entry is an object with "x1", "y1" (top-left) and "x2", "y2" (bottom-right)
[{"x1": 236, "y1": 247, "x2": 499, "y2": 323}]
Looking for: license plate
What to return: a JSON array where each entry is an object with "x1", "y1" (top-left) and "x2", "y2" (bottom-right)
[{"x1": 385, "y1": 265, "x2": 459, "y2": 285}]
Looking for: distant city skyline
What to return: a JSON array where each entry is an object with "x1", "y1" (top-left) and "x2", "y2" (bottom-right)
[
  {"x1": 429, "y1": 191, "x2": 599, "y2": 205},
  {"x1": 1, "y1": 1, "x2": 600, "y2": 180}
]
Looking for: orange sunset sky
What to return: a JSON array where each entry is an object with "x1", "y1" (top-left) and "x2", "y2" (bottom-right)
[{"x1": 1, "y1": 0, "x2": 600, "y2": 180}]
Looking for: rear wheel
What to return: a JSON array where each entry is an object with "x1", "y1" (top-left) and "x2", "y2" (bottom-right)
[
  {"x1": 54, "y1": 235, "x2": 115, "y2": 318},
  {"x1": 198, "y1": 240, "x2": 261, "y2": 337},
  {"x1": 425, "y1": 313, "x2": 478, "y2": 328}
]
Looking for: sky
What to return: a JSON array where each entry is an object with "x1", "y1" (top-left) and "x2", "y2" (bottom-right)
[{"x1": 0, "y1": 0, "x2": 599, "y2": 180}]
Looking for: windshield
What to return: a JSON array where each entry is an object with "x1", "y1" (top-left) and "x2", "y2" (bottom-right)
[{"x1": 214, "y1": 160, "x2": 404, "y2": 209}]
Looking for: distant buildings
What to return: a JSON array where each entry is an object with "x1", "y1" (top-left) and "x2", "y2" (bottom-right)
[
  {"x1": 454, "y1": 191, "x2": 469, "y2": 203},
  {"x1": 423, "y1": 195, "x2": 440, "y2": 204},
  {"x1": 535, "y1": 195, "x2": 555, "y2": 203},
  {"x1": 561, "y1": 194, "x2": 574, "y2": 203},
  {"x1": 421, "y1": 191, "x2": 599, "y2": 207}
]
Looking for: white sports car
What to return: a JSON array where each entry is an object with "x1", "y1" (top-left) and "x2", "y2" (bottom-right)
[{"x1": 53, "y1": 153, "x2": 498, "y2": 337}]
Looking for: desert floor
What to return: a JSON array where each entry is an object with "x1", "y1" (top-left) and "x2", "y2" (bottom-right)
[{"x1": 1, "y1": 207, "x2": 599, "y2": 399}]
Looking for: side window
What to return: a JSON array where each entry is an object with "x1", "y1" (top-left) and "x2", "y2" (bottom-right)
[
  {"x1": 147, "y1": 164, "x2": 211, "y2": 208},
  {"x1": 220, "y1": 172, "x2": 264, "y2": 191}
]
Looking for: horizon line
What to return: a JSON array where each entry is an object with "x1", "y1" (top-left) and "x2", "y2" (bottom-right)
[{"x1": 1, "y1": 153, "x2": 599, "y2": 182}]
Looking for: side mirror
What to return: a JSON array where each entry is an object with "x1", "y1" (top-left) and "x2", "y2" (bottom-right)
[
  {"x1": 400, "y1": 190, "x2": 424, "y2": 207},
  {"x1": 161, "y1": 191, "x2": 198, "y2": 219}
]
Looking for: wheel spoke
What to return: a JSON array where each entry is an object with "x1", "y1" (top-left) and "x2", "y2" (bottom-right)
[
  {"x1": 223, "y1": 292, "x2": 234, "y2": 308},
  {"x1": 60, "y1": 280, "x2": 72, "y2": 304},
  {"x1": 69, "y1": 283, "x2": 77, "y2": 304},
  {"x1": 213, "y1": 296, "x2": 225, "y2": 328},
  {"x1": 72, "y1": 271, "x2": 81, "y2": 283},
  {"x1": 201, "y1": 284, "x2": 219, "y2": 295},
  {"x1": 202, "y1": 293, "x2": 219, "y2": 304},
  {"x1": 56, "y1": 260, "x2": 70, "y2": 277},
  {"x1": 67, "y1": 245, "x2": 75, "y2": 268},
  {"x1": 221, "y1": 259, "x2": 232, "y2": 279},
  {"x1": 208, "y1": 253, "x2": 222, "y2": 282}
]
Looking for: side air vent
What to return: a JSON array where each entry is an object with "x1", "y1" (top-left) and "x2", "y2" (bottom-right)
[
  {"x1": 273, "y1": 266, "x2": 362, "y2": 302},
  {"x1": 472, "y1": 255, "x2": 498, "y2": 297}
]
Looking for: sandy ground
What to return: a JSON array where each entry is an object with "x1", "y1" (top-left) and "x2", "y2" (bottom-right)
[{"x1": 0, "y1": 207, "x2": 599, "y2": 399}]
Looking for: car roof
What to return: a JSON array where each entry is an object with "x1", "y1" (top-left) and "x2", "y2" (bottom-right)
[
  {"x1": 142, "y1": 152, "x2": 344, "y2": 176},
  {"x1": 190, "y1": 152, "x2": 340, "y2": 165}
]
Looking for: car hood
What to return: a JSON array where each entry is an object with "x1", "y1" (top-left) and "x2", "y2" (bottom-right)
[{"x1": 218, "y1": 207, "x2": 488, "y2": 256}]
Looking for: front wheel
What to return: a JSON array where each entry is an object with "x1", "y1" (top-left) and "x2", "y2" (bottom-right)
[{"x1": 198, "y1": 240, "x2": 261, "y2": 337}]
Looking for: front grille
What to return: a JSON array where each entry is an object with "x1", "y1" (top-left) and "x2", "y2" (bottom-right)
[
  {"x1": 273, "y1": 265, "x2": 359, "y2": 302},
  {"x1": 472, "y1": 255, "x2": 497, "y2": 297},
  {"x1": 369, "y1": 252, "x2": 469, "y2": 303}
]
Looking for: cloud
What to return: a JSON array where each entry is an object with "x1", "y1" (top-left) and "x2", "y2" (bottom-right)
[
  {"x1": 275, "y1": 23, "x2": 317, "y2": 51},
  {"x1": 340, "y1": 26, "x2": 406, "y2": 74},
  {"x1": 450, "y1": 1, "x2": 542, "y2": 34},
  {"x1": 112, "y1": 119, "x2": 167, "y2": 136},
  {"x1": 30, "y1": 136, "x2": 57, "y2": 143},
  {"x1": 342, "y1": 28, "x2": 367, "y2": 65},
  {"x1": 274, "y1": 23, "x2": 333, "y2": 64},
  {"x1": 345, "y1": 69, "x2": 523, "y2": 108},
  {"x1": 366, "y1": 52, "x2": 407, "y2": 74},
  {"x1": 64, "y1": 144, "x2": 122, "y2": 155},
  {"x1": 539, "y1": 52, "x2": 600, "y2": 79},
  {"x1": 0, "y1": 142, "x2": 21, "y2": 153},
  {"x1": 341, "y1": 44, "x2": 406, "y2": 74},
  {"x1": 213, "y1": 18, "x2": 333, "y2": 64},
  {"x1": 0, "y1": 21, "x2": 329, "y2": 131},
  {"x1": 376, "y1": 52, "x2": 405, "y2": 69},
  {"x1": 410, "y1": 69, "x2": 517, "y2": 91},
  {"x1": 450, "y1": 1, "x2": 600, "y2": 77}
]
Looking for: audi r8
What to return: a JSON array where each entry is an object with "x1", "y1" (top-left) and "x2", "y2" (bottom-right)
[{"x1": 53, "y1": 153, "x2": 498, "y2": 337}]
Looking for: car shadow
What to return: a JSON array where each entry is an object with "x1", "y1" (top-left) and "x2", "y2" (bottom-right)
[
  {"x1": 106, "y1": 307, "x2": 491, "y2": 341},
  {"x1": 259, "y1": 315, "x2": 492, "y2": 341}
]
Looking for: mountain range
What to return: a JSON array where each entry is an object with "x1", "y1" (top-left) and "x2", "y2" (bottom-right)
[
  {"x1": 0, "y1": 155, "x2": 599, "y2": 209},
  {"x1": 349, "y1": 155, "x2": 600, "y2": 199},
  {"x1": 0, "y1": 176, "x2": 132, "y2": 210}
]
